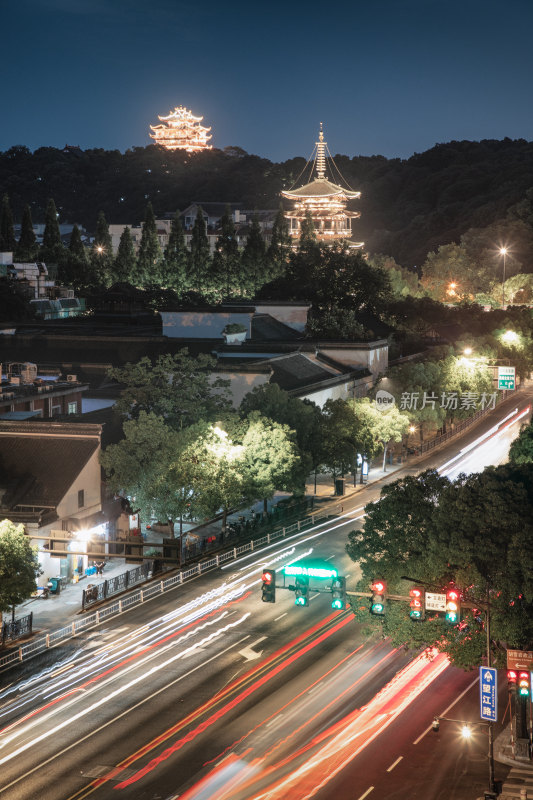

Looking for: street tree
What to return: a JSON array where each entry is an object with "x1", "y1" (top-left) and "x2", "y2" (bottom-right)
[
  {"x1": 108, "y1": 351, "x2": 231, "y2": 430},
  {"x1": 241, "y1": 411, "x2": 302, "y2": 513},
  {"x1": 137, "y1": 202, "x2": 162, "y2": 284},
  {"x1": 0, "y1": 194, "x2": 16, "y2": 252},
  {"x1": 60, "y1": 224, "x2": 89, "y2": 288},
  {"x1": 351, "y1": 398, "x2": 410, "y2": 471},
  {"x1": 347, "y1": 463, "x2": 533, "y2": 669},
  {"x1": 319, "y1": 399, "x2": 362, "y2": 482},
  {"x1": 15, "y1": 205, "x2": 38, "y2": 261},
  {"x1": 0, "y1": 519, "x2": 41, "y2": 626},
  {"x1": 509, "y1": 421, "x2": 533, "y2": 464}
]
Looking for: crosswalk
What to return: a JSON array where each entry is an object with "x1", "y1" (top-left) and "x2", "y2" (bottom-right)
[{"x1": 501, "y1": 766, "x2": 533, "y2": 799}]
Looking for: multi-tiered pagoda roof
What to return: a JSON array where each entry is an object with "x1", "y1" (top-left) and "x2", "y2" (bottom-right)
[
  {"x1": 282, "y1": 125, "x2": 363, "y2": 247},
  {"x1": 150, "y1": 106, "x2": 212, "y2": 152}
]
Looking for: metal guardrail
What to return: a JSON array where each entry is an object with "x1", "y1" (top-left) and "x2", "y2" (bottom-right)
[
  {"x1": 82, "y1": 560, "x2": 152, "y2": 609},
  {"x1": 1, "y1": 613, "x2": 33, "y2": 644},
  {"x1": 0, "y1": 510, "x2": 335, "y2": 671},
  {"x1": 3, "y1": 394, "x2": 521, "y2": 671}
]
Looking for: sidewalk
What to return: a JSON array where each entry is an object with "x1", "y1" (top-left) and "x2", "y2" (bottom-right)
[
  {"x1": 7, "y1": 385, "x2": 531, "y2": 641},
  {"x1": 493, "y1": 724, "x2": 533, "y2": 799}
]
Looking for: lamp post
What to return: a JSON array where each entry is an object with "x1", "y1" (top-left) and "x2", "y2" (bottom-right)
[{"x1": 500, "y1": 247, "x2": 507, "y2": 310}]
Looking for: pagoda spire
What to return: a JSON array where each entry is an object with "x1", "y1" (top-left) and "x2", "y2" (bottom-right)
[{"x1": 316, "y1": 123, "x2": 326, "y2": 179}]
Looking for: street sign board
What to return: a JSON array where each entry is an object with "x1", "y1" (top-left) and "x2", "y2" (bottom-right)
[
  {"x1": 283, "y1": 564, "x2": 338, "y2": 579},
  {"x1": 507, "y1": 649, "x2": 533, "y2": 670},
  {"x1": 498, "y1": 365, "x2": 516, "y2": 390},
  {"x1": 425, "y1": 592, "x2": 446, "y2": 612},
  {"x1": 479, "y1": 666, "x2": 497, "y2": 722}
]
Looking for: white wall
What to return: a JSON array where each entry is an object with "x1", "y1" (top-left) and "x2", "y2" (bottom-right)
[
  {"x1": 254, "y1": 303, "x2": 311, "y2": 332},
  {"x1": 160, "y1": 311, "x2": 253, "y2": 339}
]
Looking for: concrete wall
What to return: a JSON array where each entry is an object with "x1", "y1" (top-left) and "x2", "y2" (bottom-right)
[
  {"x1": 253, "y1": 303, "x2": 311, "y2": 332},
  {"x1": 160, "y1": 311, "x2": 253, "y2": 340},
  {"x1": 297, "y1": 374, "x2": 373, "y2": 408},
  {"x1": 209, "y1": 370, "x2": 270, "y2": 407},
  {"x1": 318, "y1": 342, "x2": 388, "y2": 379}
]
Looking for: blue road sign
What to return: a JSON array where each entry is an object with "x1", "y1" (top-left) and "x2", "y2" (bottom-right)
[{"x1": 479, "y1": 666, "x2": 497, "y2": 722}]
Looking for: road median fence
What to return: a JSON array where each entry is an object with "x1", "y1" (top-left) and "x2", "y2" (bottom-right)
[{"x1": 0, "y1": 503, "x2": 340, "y2": 672}]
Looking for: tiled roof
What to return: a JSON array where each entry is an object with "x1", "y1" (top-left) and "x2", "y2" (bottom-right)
[
  {"x1": 267, "y1": 353, "x2": 340, "y2": 392},
  {"x1": 282, "y1": 178, "x2": 361, "y2": 199},
  {"x1": 0, "y1": 428, "x2": 99, "y2": 511},
  {"x1": 251, "y1": 314, "x2": 301, "y2": 341}
]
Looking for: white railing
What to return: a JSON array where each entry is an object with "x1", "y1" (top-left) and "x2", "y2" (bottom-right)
[{"x1": 0, "y1": 504, "x2": 339, "y2": 671}]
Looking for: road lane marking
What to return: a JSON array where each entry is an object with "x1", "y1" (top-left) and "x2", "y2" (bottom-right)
[
  {"x1": 0, "y1": 636, "x2": 251, "y2": 796},
  {"x1": 357, "y1": 787, "x2": 374, "y2": 800},
  {"x1": 413, "y1": 675, "x2": 479, "y2": 744},
  {"x1": 274, "y1": 613, "x2": 287, "y2": 621},
  {"x1": 386, "y1": 755, "x2": 403, "y2": 771},
  {"x1": 238, "y1": 636, "x2": 267, "y2": 661}
]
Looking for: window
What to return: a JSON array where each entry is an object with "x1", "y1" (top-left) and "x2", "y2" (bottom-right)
[
  {"x1": 68, "y1": 401, "x2": 77, "y2": 414},
  {"x1": 78, "y1": 489, "x2": 84, "y2": 509}
]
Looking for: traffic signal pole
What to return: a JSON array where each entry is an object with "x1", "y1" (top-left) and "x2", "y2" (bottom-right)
[{"x1": 486, "y1": 589, "x2": 496, "y2": 795}]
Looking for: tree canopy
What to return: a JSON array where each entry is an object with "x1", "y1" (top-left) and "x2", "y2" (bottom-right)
[
  {"x1": 0, "y1": 519, "x2": 41, "y2": 621},
  {"x1": 347, "y1": 464, "x2": 533, "y2": 669}
]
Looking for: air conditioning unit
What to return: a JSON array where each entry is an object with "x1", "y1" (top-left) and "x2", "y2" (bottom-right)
[{"x1": 66, "y1": 375, "x2": 78, "y2": 383}]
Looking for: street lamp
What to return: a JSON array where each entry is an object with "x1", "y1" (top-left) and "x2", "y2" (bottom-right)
[
  {"x1": 499, "y1": 247, "x2": 508, "y2": 310},
  {"x1": 463, "y1": 347, "x2": 473, "y2": 357}
]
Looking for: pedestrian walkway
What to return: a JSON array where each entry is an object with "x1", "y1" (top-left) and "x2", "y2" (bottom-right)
[{"x1": 500, "y1": 766, "x2": 533, "y2": 799}]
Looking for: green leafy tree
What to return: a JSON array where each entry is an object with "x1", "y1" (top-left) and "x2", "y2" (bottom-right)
[
  {"x1": 241, "y1": 411, "x2": 302, "y2": 513},
  {"x1": 509, "y1": 421, "x2": 533, "y2": 464},
  {"x1": 162, "y1": 211, "x2": 188, "y2": 292},
  {"x1": 382, "y1": 360, "x2": 447, "y2": 440},
  {"x1": 267, "y1": 204, "x2": 291, "y2": 278},
  {"x1": 305, "y1": 307, "x2": 367, "y2": 340},
  {"x1": 350, "y1": 398, "x2": 410, "y2": 471},
  {"x1": 211, "y1": 206, "x2": 240, "y2": 297},
  {"x1": 90, "y1": 210, "x2": 113, "y2": 286},
  {"x1": 137, "y1": 202, "x2": 162, "y2": 285},
  {"x1": 15, "y1": 205, "x2": 38, "y2": 261},
  {"x1": 108, "y1": 351, "x2": 231, "y2": 430},
  {"x1": 347, "y1": 463, "x2": 533, "y2": 669},
  {"x1": 239, "y1": 383, "x2": 322, "y2": 489},
  {"x1": 59, "y1": 224, "x2": 89, "y2": 288},
  {"x1": 0, "y1": 519, "x2": 41, "y2": 625},
  {"x1": 320, "y1": 399, "x2": 362, "y2": 482},
  {"x1": 297, "y1": 209, "x2": 318, "y2": 255},
  {"x1": 0, "y1": 194, "x2": 16, "y2": 252},
  {"x1": 189, "y1": 206, "x2": 211, "y2": 290},
  {"x1": 240, "y1": 215, "x2": 266, "y2": 293},
  {"x1": 40, "y1": 198, "x2": 64, "y2": 264},
  {"x1": 113, "y1": 226, "x2": 137, "y2": 284}
]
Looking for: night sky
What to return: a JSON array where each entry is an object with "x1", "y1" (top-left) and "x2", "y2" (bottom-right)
[{"x1": 3, "y1": 0, "x2": 533, "y2": 162}]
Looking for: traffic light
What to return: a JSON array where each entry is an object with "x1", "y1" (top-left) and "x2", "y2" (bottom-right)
[
  {"x1": 409, "y1": 586, "x2": 425, "y2": 621},
  {"x1": 507, "y1": 670, "x2": 518, "y2": 693},
  {"x1": 261, "y1": 568, "x2": 276, "y2": 603},
  {"x1": 331, "y1": 576, "x2": 346, "y2": 610},
  {"x1": 370, "y1": 579, "x2": 386, "y2": 615},
  {"x1": 518, "y1": 671, "x2": 530, "y2": 698},
  {"x1": 445, "y1": 587, "x2": 460, "y2": 623},
  {"x1": 294, "y1": 575, "x2": 309, "y2": 607}
]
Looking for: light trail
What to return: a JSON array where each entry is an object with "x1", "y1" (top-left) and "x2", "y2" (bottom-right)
[{"x1": 0, "y1": 612, "x2": 252, "y2": 767}]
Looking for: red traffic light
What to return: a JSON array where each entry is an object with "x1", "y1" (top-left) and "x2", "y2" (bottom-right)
[
  {"x1": 262, "y1": 570, "x2": 274, "y2": 584},
  {"x1": 446, "y1": 589, "x2": 459, "y2": 601},
  {"x1": 508, "y1": 670, "x2": 517, "y2": 683},
  {"x1": 372, "y1": 580, "x2": 386, "y2": 594}
]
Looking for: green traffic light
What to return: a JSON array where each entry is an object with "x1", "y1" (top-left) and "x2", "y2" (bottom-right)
[
  {"x1": 371, "y1": 602, "x2": 384, "y2": 614},
  {"x1": 295, "y1": 596, "x2": 306, "y2": 606},
  {"x1": 410, "y1": 610, "x2": 421, "y2": 619},
  {"x1": 332, "y1": 599, "x2": 344, "y2": 609},
  {"x1": 519, "y1": 688, "x2": 529, "y2": 696},
  {"x1": 446, "y1": 612, "x2": 458, "y2": 623}
]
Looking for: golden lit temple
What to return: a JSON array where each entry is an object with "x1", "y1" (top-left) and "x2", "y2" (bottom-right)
[
  {"x1": 282, "y1": 125, "x2": 363, "y2": 247},
  {"x1": 149, "y1": 106, "x2": 212, "y2": 152}
]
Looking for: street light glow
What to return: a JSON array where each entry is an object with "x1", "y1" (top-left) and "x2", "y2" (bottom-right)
[
  {"x1": 501, "y1": 329, "x2": 519, "y2": 344},
  {"x1": 499, "y1": 247, "x2": 508, "y2": 256},
  {"x1": 463, "y1": 347, "x2": 473, "y2": 356},
  {"x1": 461, "y1": 724, "x2": 473, "y2": 739}
]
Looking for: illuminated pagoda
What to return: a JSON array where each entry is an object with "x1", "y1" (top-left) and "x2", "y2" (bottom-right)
[
  {"x1": 281, "y1": 125, "x2": 363, "y2": 247},
  {"x1": 149, "y1": 106, "x2": 212, "y2": 152}
]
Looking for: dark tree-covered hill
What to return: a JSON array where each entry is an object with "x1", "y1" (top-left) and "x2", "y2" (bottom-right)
[{"x1": 1, "y1": 138, "x2": 533, "y2": 267}]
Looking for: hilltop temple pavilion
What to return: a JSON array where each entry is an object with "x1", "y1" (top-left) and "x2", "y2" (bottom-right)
[
  {"x1": 150, "y1": 106, "x2": 212, "y2": 152},
  {"x1": 281, "y1": 125, "x2": 363, "y2": 247}
]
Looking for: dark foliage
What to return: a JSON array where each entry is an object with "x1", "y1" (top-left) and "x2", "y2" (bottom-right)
[{"x1": 2, "y1": 138, "x2": 533, "y2": 266}]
